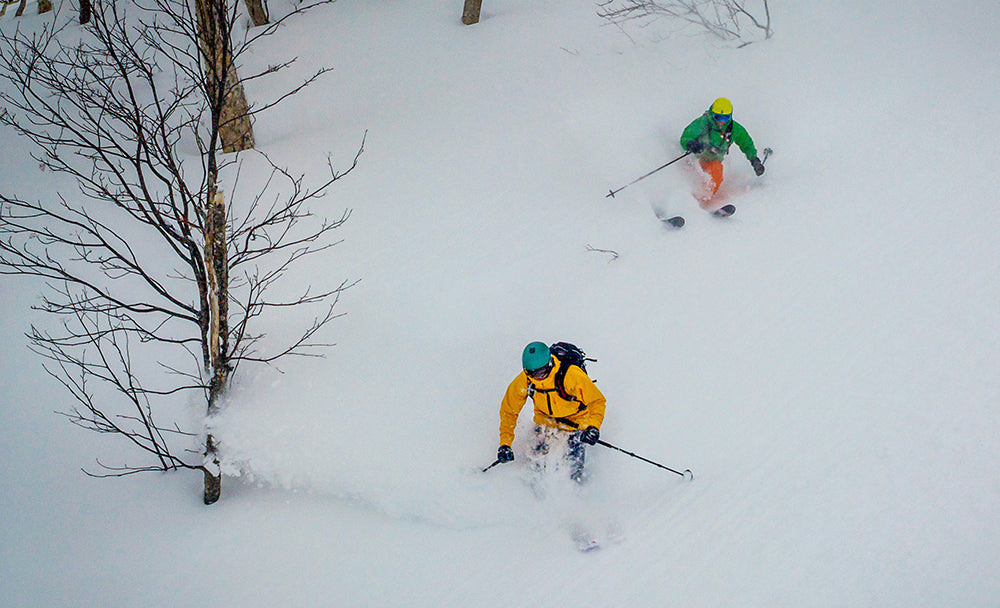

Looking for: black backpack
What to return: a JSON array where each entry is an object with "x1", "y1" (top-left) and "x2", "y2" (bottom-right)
[{"x1": 532, "y1": 342, "x2": 596, "y2": 402}]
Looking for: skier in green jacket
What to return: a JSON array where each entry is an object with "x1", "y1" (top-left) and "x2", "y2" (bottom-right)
[{"x1": 679, "y1": 97, "x2": 765, "y2": 208}]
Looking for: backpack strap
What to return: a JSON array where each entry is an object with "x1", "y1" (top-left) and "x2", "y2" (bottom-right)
[
  {"x1": 527, "y1": 361, "x2": 587, "y2": 411},
  {"x1": 526, "y1": 356, "x2": 576, "y2": 402},
  {"x1": 701, "y1": 111, "x2": 734, "y2": 141},
  {"x1": 552, "y1": 416, "x2": 580, "y2": 429},
  {"x1": 553, "y1": 364, "x2": 575, "y2": 402}
]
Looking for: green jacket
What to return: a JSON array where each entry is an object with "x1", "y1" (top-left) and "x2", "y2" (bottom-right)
[{"x1": 679, "y1": 112, "x2": 757, "y2": 163}]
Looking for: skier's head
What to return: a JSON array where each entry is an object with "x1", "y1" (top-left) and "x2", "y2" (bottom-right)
[
  {"x1": 522, "y1": 342, "x2": 553, "y2": 379},
  {"x1": 710, "y1": 97, "x2": 733, "y2": 126}
]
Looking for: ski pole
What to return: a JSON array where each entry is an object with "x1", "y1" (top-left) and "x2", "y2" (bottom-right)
[
  {"x1": 481, "y1": 458, "x2": 502, "y2": 473},
  {"x1": 596, "y1": 439, "x2": 693, "y2": 480},
  {"x1": 606, "y1": 151, "x2": 691, "y2": 199}
]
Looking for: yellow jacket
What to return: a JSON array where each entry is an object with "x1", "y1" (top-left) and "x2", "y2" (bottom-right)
[{"x1": 498, "y1": 356, "x2": 607, "y2": 446}]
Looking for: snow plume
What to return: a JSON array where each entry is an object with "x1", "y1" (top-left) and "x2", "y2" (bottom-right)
[{"x1": 209, "y1": 363, "x2": 499, "y2": 528}]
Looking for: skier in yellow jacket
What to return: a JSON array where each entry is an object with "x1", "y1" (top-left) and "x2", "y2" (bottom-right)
[{"x1": 496, "y1": 342, "x2": 607, "y2": 482}]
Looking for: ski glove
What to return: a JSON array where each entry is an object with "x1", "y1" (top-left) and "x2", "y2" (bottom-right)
[
  {"x1": 497, "y1": 445, "x2": 514, "y2": 463},
  {"x1": 751, "y1": 157, "x2": 765, "y2": 176},
  {"x1": 580, "y1": 426, "x2": 600, "y2": 446},
  {"x1": 685, "y1": 140, "x2": 704, "y2": 154}
]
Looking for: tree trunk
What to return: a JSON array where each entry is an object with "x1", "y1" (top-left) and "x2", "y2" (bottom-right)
[
  {"x1": 79, "y1": 0, "x2": 91, "y2": 24},
  {"x1": 243, "y1": 0, "x2": 268, "y2": 27},
  {"x1": 461, "y1": 0, "x2": 481, "y2": 25},
  {"x1": 38, "y1": 0, "x2": 51, "y2": 13},
  {"x1": 202, "y1": 191, "x2": 229, "y2": 505},
  {"x1": 203, "y1": 435, "x2": 221, "y2": 504},
  {"x1": 219, "y1": 68, "x2": 254, "y2": 153},
  {"x1": 195, "y1": 0, "x2": 255, "y2": 154}
]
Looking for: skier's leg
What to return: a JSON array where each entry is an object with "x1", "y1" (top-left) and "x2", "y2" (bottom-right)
[
  {"x1": 566, "y1": 431, "x2": 587, "y2": 484},
  {"x1": 528, "y1": 424, "x2": 552, "y2": 474},
  {"x1": 698, "y1": 160, "x2": 724, "y2": 206},
  {"x1": 532, "y1": 424, "x2": 551, "y2": 456}
]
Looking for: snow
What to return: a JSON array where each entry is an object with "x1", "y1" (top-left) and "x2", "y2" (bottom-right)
[{"x1": 2, "y1": 0, "x2": 1000, "y2": 606}]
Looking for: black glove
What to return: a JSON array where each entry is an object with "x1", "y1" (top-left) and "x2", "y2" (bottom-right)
[
  {"x1": 580, "y1": 426, "x2": 600, "y2": 446},
  {"x1": 497, "y1": 445, "x2": 514, "y2": 463},
  {"x1": 751, "y1": 156, "x2": 765, "y2": 176},
  {"x1": 685, "y1": 140, "x2": 704, "y2": 154}
]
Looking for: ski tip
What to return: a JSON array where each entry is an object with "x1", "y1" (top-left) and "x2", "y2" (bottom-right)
[
  {"x1": 712, "y1": 204, "x2": 736, "y2": 217},
  {"x1": 663, "y1": 216, "x2": 685, "y2": 228}
]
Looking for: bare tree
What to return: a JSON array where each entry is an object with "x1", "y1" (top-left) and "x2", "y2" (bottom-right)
[
  {"x1": 598, "y1": 0, "x2": 772, "y2": 44},
  {"x1": 0, "y1": 0, "x2": 359, "y2": 504}
]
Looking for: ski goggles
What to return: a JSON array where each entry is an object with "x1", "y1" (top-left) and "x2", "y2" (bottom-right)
[
  {"x1": 712, "y1": 112, "x2": 732, "y2": 123},
  {"x1": 526, "y1": 363, "x2": 552, "y2": 380}
]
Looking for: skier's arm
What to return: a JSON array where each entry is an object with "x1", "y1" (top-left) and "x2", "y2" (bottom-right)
[
  {"x1": 731, "y1": 122, "x2": 758, "y2": 161},
  {"x1": 499, "y1": 373, "x2": 530, "y2": 446},
  {"x1": 679, "y1": 116, "x2": 707, "y2": 151},
  {"x1": 564, "y1": 367, "x2": 607, "y2": 430}
]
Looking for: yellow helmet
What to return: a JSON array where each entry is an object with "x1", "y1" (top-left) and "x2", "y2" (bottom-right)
[{"x1": 710, "y1": 97, "x2": 733, "y2": 115}]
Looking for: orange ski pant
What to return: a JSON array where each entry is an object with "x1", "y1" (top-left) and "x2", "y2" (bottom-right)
[{"x1": 698, "y1": 159, "x2": 724, "y2": 204}]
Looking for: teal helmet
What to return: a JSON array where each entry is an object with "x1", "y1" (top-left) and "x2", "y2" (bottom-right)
[{"x1": 521, "y1": 342, "x2": 551, "y2": 372}]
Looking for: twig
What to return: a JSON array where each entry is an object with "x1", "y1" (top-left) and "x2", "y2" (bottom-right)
[{"x1": 586, "y1": 244, "x2": 620, "y2": 263}]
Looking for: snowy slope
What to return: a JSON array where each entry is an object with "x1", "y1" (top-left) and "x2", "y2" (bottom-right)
[{"x1": 2, "y1": 0, "x2": 999, "y2": 606}]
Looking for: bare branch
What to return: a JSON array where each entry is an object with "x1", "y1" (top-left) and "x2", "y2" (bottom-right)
[{"x1": 597, "y1": 0, "x2": 772, "y2": 43}]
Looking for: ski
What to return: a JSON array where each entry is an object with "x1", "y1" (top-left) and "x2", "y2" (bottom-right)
[
  {"x1": 712, "y1": 204, "x2": 736, "y2": 217},
  {"x1": 655, "y1": 210, "x2": 685, "y2": 228}
]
